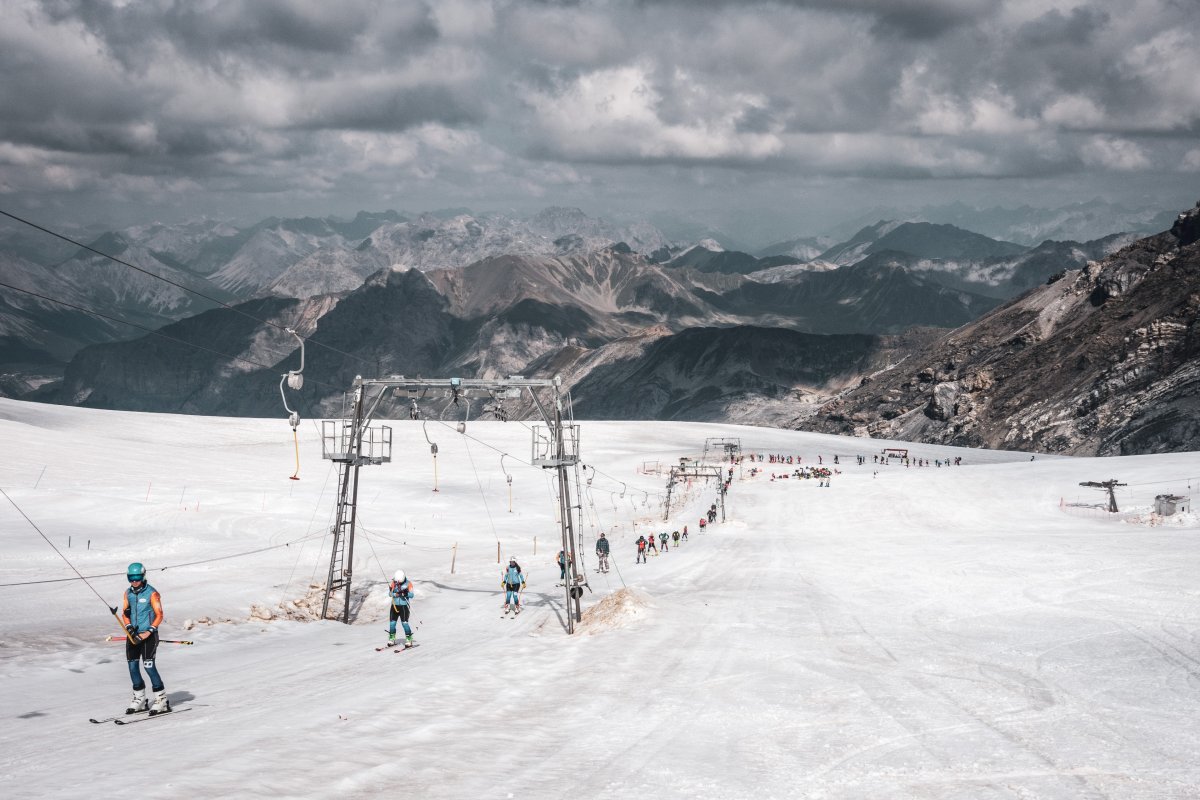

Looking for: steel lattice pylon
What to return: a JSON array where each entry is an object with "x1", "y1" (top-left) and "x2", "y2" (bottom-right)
[{"x1": 316, "y1": 375, "x2": 586, "y2": 632}]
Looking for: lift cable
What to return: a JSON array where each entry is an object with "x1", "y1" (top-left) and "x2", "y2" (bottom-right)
[
  {"x1": 0, "y1": 279, "x2": 346, "y2": 396},
  {"x1": 0, "y1": 208, "x2": 375, "y2": 370}
]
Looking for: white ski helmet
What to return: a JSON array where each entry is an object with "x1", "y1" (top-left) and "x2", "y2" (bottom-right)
[{"x1": 394, "y1": 569, "x2": 405, "y2": 583}]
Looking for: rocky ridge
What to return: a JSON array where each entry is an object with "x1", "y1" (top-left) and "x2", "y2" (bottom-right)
[
  {"x1": 55, "y1": 245, "x2": 981, "y2": 421},
  {"x1": 804, "y1": 202, "x2": 1200, "y2": 454}
]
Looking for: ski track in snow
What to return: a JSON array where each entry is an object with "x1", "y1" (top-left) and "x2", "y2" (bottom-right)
[{"x1": 0, "y1": 398, "x2": 1199, "y2": 799}]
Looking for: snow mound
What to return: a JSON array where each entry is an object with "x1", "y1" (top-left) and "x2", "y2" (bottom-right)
[{"x1": 579, "y1": 587, "x2": 652, "y2": 633}]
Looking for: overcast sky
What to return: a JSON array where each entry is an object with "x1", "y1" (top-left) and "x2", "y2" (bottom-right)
[{"x1": 1, "y1": 0, "x2": 1197, "y2": 237}]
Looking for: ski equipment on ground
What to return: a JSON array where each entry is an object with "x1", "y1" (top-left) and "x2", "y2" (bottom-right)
[
  {"x1": 113, "y1": 708, "x2": 192, "y2": 725},
  {"x1": 90, "y1": 709, "x2": 151, "y2": 724}
]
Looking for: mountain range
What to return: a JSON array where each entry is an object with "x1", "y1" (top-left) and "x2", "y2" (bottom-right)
[
  {"x1": 5, "y1": 201, "x2": 1197, "y2": 456},
  {"x1": 52, "y1": 245, "x2": 981, "y2": 419}
]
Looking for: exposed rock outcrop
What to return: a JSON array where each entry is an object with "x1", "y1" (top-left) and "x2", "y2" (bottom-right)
[{"x1": 803, "y1": 203, "x2": 1200, "y2": 455}]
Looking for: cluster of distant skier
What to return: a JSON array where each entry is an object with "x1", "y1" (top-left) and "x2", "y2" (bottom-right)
[
  {"x1": 737, "y1": 449, "x2": 967, "y2": 486},
  {"x1": 632, "y1": 508, "x2": 714, "y2": 564}
]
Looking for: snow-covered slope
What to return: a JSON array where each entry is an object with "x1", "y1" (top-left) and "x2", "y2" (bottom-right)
[{"x1": 1, "y1": 399, "x2": 1198, "y2": 799}]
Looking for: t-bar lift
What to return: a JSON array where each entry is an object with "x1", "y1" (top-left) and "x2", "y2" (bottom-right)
[{"x1": 315, "y1": 375, "x2": 585, "y2": 632}]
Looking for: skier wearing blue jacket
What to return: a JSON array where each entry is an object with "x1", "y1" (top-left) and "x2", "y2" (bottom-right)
[
  {"x1": 501, "y1": 556, "x2": 525, "y2": 615},
  {"x1": 388, "y1": 569, "x2": 415, "y2": 648},
  {"x1": 119, "y1": 562, "x2": 170, "y2": 715}
]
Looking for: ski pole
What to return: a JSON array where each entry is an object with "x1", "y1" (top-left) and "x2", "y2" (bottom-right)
[
  {"x1": 109, "y1": 606, "x2": 139, "y2": 644},
  {"x1": 106, "y1": 635, "x2": 194, "y2": 645}
]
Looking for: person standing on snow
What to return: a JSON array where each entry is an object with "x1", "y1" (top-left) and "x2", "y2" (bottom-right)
[
  {"x1": 658, "y1": 531, "x2": 669, "y2": 552},
  {"x1": 672, "y1": 530, "x2": 681, "y2": 546},
  {"x1": 595, "y1": 532, "x2": 610, "y2": 573},
  {"x1": 635, "y1": 535, "x2": 648, "y2": 564},
  {"x1": 119, "y1": 562, "x2": 169, "y2": 715},
  {"x1": 501, "y1": 557, "x2": 526, "y2": 614},
  {"x1": 388, "y1": 569, "x2": 415, "y2": 648},
  {"x1": 557, "y1": 549, "x2": 569, "y2": 584}
]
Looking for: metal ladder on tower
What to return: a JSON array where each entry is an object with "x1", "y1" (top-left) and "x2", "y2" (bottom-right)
[{"x1": 321, "y1": 455, "x2": 358, "y2": 621}]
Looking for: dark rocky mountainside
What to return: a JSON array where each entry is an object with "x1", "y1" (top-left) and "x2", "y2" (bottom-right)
[
  {"x1": 804, "y1": 202, "x2": 1200, "y2": 455},
  {"x1": 713, "y1": 259, "x2": 997, "y2": 333},
  {"x1": 564, "y1": 325, "x2": 941, "y2": 424},
  {"x1": 664, "y1": 243, "x2": 801, "y2": 275},
  {"x1": 52, "y1": 245, "x2": 982, "y2": 420}
]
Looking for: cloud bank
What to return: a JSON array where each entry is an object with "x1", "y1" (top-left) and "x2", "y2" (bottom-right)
[{"x1": 0, "y1": 0, "x2": 1196, "y2": 233}]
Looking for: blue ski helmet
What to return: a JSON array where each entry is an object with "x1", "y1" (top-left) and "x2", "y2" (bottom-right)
[{"x1": 127, "y1": 562, "x2": 146, "y2": 582}]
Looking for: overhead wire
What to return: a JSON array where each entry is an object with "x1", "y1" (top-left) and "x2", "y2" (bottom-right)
[
  {"x1": 427, "y1": 417, "x2": 665, "y2": 504},
  {"x1": 428, "y1": 418, "x2": 534, "y2": 469},
  {"x1": 460, "y1": 430, "x2": 503, "y2": 545},
  {"x1": 356, "y1": 526, "x2": 392, "y2": 584},
  {"x1": 0, "y1": 512, "x2": 328, "y2": 589},
  {"x1": 0, "y1": 208, "x2": 375, "y2": 371},
  {"x1": 357, "y1": 521, "x2": 452, "y2": 552},
  {"x1": 0, "y1": 279, "x2": 347, "y2": 396},
  {"x1": 0, "y1": 487, "x2": 128, "y2": 607},
  {"x1": 276, "y1": 460, "x2": 338, "y2": 607},
  {"x1": 585, "y1": 463, "x2": 666, "y2": 501}
]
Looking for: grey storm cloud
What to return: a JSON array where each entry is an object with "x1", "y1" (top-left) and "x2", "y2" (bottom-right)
[
  {"x1": 0, "y1": 0, "x2": 1197, "y2": 230},
  {"x1": 642, "y1": 0, "x2": 999, "y2": 38}
]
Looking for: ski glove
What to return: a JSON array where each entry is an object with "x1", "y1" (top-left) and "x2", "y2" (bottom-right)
[{"x1": 125, "y1": 624, "x2": 136, "y2": 634}]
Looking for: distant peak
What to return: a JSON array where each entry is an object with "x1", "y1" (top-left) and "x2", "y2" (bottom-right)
[{"x1": 695, "y1": 238, "x2": 725, "y2": 252}]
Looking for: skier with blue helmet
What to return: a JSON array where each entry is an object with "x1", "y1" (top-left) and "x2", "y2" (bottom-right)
[
  {"x1": 387, "y1": 569, "x2": 415, "y2": 648},
  {"x1": 501, "y1": 557, "x2": 525, "y2": 615},
  {"x1": 119, "y1": 562, "x2": 170, "y2": 715}
]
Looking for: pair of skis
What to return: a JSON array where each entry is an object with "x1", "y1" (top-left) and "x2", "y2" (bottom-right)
[
  {"x1": 375, "y1": 642, "x2": 420, "y2": 653},
  {"x1": 89, "y1": 707, "x2": 190, "y2": 725}
]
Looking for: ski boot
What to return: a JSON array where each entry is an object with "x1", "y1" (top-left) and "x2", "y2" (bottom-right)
[
  {"x1": 126, "y1": 689, "x2": 148, "y2": 714},
  {"x1": 149, "y1": 690, "x2": 171, "y2": 716},
  {"x1": 404, "y1": 635, "x2": 414, "y2": 649}
]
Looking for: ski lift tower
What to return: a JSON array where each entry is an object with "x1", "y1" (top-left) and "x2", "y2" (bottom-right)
[
  {"x1": 702, "y1": 437, "x2": 742, "y2": 463},
  {"x1": 1079, "y1": 478, "x2": 1127, "y2": 513},
  {"x1": 318, "y1": 375, "x2": 586, "y2": 632},
  {"x1": 663, "y1": 463, "x2": 726, "y2": 521}
]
